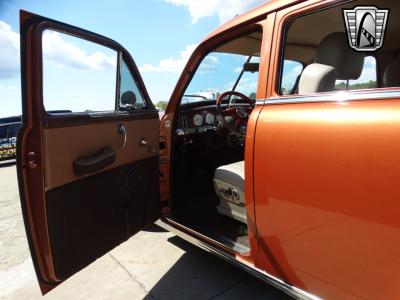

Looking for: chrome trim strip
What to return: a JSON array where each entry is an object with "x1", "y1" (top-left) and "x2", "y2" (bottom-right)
[
  {"x1": 156, "y1": 219, "x2": 321, "y2": 300},
  {"x1": 255, "y1": 99, "x2": 265, "y2": 105},
  {"x1": 164, "y1": 217, "x2": 248, "y2": 255},
  {"x1": 260, "y1": 90, "x2": 400, "y2": 106}
]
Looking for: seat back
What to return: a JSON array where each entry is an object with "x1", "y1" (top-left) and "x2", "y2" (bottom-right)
[
  {"x1": 299, "y1": 32, "x2": 365, "y2": 94},
  {"x1": 383, "y1": 57, "x2": 400, "y2": 87}
]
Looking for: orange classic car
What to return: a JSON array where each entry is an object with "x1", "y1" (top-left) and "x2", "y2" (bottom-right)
[{"x1": 17, "y1": 0, "x2": 400, "y2": 299}]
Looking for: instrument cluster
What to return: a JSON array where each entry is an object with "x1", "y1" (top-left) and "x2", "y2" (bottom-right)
[
  {"x1": 192, "y1": 112, "x2": 215, "y2": 127},
  {"x1": 179, "y1": 109, "x2": 217, "y2": 134}
]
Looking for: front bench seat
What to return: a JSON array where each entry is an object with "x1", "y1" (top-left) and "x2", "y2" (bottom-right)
[{"x1": 213, "y1": 161, "x2": 247, "y2": 224}]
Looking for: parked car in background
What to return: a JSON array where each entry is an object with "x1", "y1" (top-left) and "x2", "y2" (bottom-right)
[
  {"x1": 16, "y1": 1, "x2": 400, "y2": 299},
  {"x1": 0, "y1": 116, "x2": 21, "y2": 161}
]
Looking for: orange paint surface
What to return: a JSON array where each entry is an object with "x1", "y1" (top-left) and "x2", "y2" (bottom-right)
[{"x1": 253, "y1": 100, "x2": 400, "y2": 300}]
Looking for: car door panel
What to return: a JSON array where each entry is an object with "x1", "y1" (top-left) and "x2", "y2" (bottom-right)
[
  {"x1": 43, "y1": 117, "x2": 160, "y2": 281},
  {"x1": 43, "y1": 118, "x2": 159, "y2": 189},
  {"x1": 46, "y1": 156, "x2": 159, "y2": 280},
  {"x1": 18, "y1": 10, "x2": 160, "y2": 294}
]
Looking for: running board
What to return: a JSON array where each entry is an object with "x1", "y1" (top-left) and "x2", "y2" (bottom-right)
[
  {"x1": 156, "y1": 218, "x2": 321, "y2": 300},
  {"x1": 166, "y1": 215, "x2": 250, "y2": 255}
]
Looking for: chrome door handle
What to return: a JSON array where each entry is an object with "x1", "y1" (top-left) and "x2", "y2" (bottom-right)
[
  {"x1": 118, "y1": 124, "x2": 127, "y2": 149},
  {"x1": 139, "y1": 137, "x2": 156, "y2": 153}
]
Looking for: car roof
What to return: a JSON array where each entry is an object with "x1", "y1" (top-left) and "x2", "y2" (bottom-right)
[{"x1": 203, "y1": 0, "x2": 302, "y2": 42}]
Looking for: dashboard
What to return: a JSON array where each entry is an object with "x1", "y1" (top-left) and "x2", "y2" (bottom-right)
[
  {"x1": 176, "y1": 100, "x2": 253, "y2": 137},
  {"x1": 178, "y1": 106, "x2": 218, "y2": 135}
]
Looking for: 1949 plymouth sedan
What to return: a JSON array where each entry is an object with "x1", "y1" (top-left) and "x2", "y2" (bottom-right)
[{"x1": 16, "y1": 0, "x2": 400, "y2": 299}]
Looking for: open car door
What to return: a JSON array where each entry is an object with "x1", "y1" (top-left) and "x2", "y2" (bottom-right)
[{"x1": 17, "y1": 11, "x2": 161, "y2": 294}]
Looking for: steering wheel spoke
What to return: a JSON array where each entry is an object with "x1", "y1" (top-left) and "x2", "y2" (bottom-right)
[
  {"x1": 224, "y1": 107, "x2": 237, "y2": 114},
  {"x1": 215, "y1": 91, "x2": 255, "y2": 138}
]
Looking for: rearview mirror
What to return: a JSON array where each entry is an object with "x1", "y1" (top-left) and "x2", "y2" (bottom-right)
[{"x1": 243, "y1": 62, "x2": 259, "y2": 73}]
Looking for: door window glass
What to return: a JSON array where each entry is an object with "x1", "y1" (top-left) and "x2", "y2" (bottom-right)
[
  {"x1": 118, "y1": 59, "x2": 146, "y2": 110},
  {"x1": 281, "y1": 60, "x2": 303, "y2": 95},
  {"x1": 278, "y1": 0, "x2": 397, "y2": 95},
  {"x1": 334, "y1": 56, "x2": 377, "y2": 90},
  {"x1": 42, "y1": 29, "x2": 118, "y2": 113}
]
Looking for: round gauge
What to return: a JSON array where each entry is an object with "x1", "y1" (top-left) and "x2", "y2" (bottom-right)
[
  {"x1": 205, "y1": 113, "x2": 215, "y2": 125},
  {"x1": 193, "y1": 114, "x2": 203, "y2": 126}
]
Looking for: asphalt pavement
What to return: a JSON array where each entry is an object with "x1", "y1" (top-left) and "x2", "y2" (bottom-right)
[{"x1": 0, "y1": 163, "x2": 291, "y2": 300}]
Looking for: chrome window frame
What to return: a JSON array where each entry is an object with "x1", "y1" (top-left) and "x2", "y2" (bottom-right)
[{"x1": 256, "y1": 89, "x2": 400, "y2": 106}]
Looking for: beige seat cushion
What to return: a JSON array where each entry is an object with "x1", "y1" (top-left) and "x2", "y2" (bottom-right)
[
  {"x1": 214, "y1": 161, "x2": 246, "y2": 224},
  {"x1": 299, "y1": 63, "x2": 336, "y2": 94},
  {"x1": 214, "y1": 161, "x2": 244, "y2": 192}
]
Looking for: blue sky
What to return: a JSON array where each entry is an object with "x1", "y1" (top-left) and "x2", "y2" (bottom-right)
[{"x1": 0, "y1": 0, "x2": 265, "y2": 117}]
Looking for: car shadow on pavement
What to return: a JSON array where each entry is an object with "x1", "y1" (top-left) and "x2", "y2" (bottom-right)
[
  {"x1": 143, "y1": 236, "x2": 291, "y2": 300},
  {"x1": 142, "y1": 223, "x2": 169, "y2": 233},
  {"x1": 0, "y1": 160, "x2": 16, "y2": 168}
]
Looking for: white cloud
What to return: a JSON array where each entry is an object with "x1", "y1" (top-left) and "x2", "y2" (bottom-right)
[
  {"x1": 164, "y1": 0, "x2": 265, "y2": 24},
  {"x1": 139, "y1": 44, "x2": 220, "y2": 74},
  {"x1": 235, "y1": 77, "x2": 258, "y2": 95},
  {"x1": 224, "y1": 76, "x2": 257, "y2": 96},
  {"x1": 0, "y1": 20, "x2": 117, "y2": 79},
  {"x1": 198, "y1": 55, "x2": 219, "y2": 74},
  {"x1": 233, "y1": 66, "x2": 242, "y2": 73},
  {"x1": 353, "y1": 56, "x2": 377, "y2": 83},
  {"x1": 139, "y1": 44, "x2": 198, "y2": 73},
  {"x1": 0, "y1": 84, "x2": 17, "y2": 90},
  {"x1": 42, "y1": 31, "x2": 116, "y2": 70},
  {"x1": 0, "y1": 21, "x2": 20, "y2": 79}
]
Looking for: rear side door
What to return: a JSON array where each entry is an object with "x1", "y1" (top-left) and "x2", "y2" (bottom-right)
[
  {"x1": 253, "y1": 1, "x2": 400, "y2": 300},
  {"x1": 17, "y1": 11, "x2": 160, "y2": 294}
]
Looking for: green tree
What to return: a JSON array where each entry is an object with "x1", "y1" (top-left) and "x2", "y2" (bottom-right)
[
  {"x1": 335, "y1": 80, "x2": 377, "y2": 91},
  {"x1": 156, "y1": 101, "x2": 168, "y2": 111}
]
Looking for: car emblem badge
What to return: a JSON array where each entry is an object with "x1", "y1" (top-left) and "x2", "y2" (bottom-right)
[{"x1": 343, "y1": 6, "x2": 389, "y2": 52}]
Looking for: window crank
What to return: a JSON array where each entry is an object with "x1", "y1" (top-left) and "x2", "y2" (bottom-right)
[{"x1": 139, "y1": 137, "x2": 156, "y2": 153}]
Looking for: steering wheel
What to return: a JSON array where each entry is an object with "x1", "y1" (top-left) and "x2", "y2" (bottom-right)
[{"x1": 216, "y1": 91, "x2": 255, "y2": 137}]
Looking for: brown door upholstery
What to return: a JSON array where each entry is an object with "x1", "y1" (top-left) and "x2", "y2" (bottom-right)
[{"x1": 43, "y1": 118, "x2": 159, "y2": 190}]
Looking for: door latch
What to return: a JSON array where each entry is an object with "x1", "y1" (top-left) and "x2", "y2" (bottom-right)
[{"x1": 139, "y1": 137, "x2": 156, "y2": 153}]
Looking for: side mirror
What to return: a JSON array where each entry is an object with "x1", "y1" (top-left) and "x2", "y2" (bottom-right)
[
  {"x1": 243, "y1": 62, "x2": 259, "y2": 73},
  {"x1": 121, "y1": 91, "x2": 137, "y2": 111}
]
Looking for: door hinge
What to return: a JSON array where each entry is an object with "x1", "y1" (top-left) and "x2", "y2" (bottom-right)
[{"x1": 27, "y1": 152, "x2": 39, "y2": 169}]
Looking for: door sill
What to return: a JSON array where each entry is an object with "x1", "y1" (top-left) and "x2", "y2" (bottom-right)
[
  {"x1": 162, "y1": 216, "x2": 248, "y2": 255},
  {"x1": 156, "y1": 218, "x2": 321, "y2": 300},
  {"x1": 165, "y1": 212, "x2": 250, "y2": 255}
]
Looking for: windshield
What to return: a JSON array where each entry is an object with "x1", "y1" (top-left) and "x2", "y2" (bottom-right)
[{"x1": 181, "y1": 52, "x2": 260, "y2": 104}]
